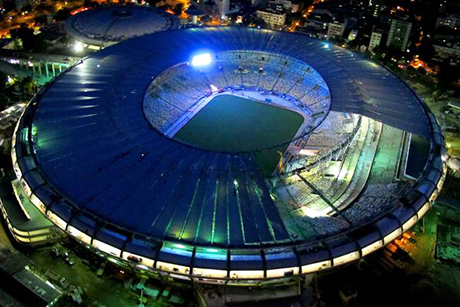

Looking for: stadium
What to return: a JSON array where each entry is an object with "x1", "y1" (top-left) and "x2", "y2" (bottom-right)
[
  {"x1": 64, "y1": 5, "x2": 179, "y2": 49},
  {"x1": 11, "y1": 27, "x2": 446, "y2": 284}
]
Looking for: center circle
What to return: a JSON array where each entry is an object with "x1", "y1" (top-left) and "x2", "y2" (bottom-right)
[{"x1": 143, "y1": 51, "x2": 331, "y2": 153}]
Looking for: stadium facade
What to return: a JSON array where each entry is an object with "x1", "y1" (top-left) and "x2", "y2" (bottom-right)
[{"x1": 11, "y1": 27, "x2": 446, "y2": 284}]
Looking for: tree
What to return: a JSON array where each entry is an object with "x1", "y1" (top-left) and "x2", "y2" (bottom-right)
[
  {"x1": 173, "y1": 3, "x2": 184, "y2": 16},
  {"x1": 369, "y1": 46, "x2": 386, "y2": 62},
  {"x1": 417, "y1": 66, "x2": 427, "y2": 75},
  {"x1": 347, "y1": 38, "x2": 359, "y2": 50},
  {"x1": 439, "y1": 60, "x2": 460, "y2": 90},
  {"x1": 440, "y1": 105, "x2": 450, "y2": 113},
  {"x1": 0, "y1": 72, "x2": 10, "y2": 110},
  {"x1": 332, "y1": 37, "x2": 346, "y2": 46},
  {"x1": 14, "y1": 77, "x2": 36, "y2": 102},
  {"x1": 32, "y1": 36, "x2": 48, "y2": 53},
  {"x1": 36, "y1": 3, "x2": 53, "y2": 14},
  {"x1": 35, "y1": 15, "x2": 47, "y2": 26},
  {"x1": 55, "y1": 9, "x2": 71, "y2": 21},
  {"x1": 2, "y1": 1, "x2": 15, "y2": 12},
  {"x1": 146, "y1": 0, "x2": 162, "y2": 6},
  {"x1": 84, "y1": 0, "x2": 100, "y2": 7},
  {"x1": 407, "y1": 66, "x2": 416, "y2": 73},
  {"x1": 0, "y1": 72, "x2": 7, "y2": 93},
  {"x1": 21, "y1": 4, "x2": 32, "y2": 13},
  {"x1": 10, "y1": 24, "x2": 34, "y2": 51},
  {"x1": 243, "y1": 14, "x2": 266, "y2": 28},
  {"x1": 417, "y1": 41, "x2": 435, "y2": 62}
]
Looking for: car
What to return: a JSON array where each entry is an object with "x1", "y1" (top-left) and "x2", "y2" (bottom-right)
[{"x1": 127, "y1": 255, "x2": 142, "y2": 263}]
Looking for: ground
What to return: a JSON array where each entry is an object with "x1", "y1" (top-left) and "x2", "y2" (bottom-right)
[
  {"x1": 174, "y1": 94, "x2": 304, "y2": 175},
  {"x1": 26, "y1": 241, "x2": 195, "y2": 307},
  {"x1": 316, "y1": 202, "x2": 460, "y2": 307},
  {"x1": 393, "y1": 70, "x2": 460, "y2": 158}
]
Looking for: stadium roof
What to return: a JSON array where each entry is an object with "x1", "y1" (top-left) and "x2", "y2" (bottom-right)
[
  {"x1": 64, "y1": 5, "x2": 179, "y2": 46},
  {"x1": 14, "y1": 27, "x2": 442, "y2": 257}
]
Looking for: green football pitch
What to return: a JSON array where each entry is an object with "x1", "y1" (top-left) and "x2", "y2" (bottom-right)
[{"x1": 173, "y1": 94, "x2": 304, "y2": 175}]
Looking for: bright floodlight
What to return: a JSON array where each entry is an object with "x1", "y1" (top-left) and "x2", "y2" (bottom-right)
[
  {"x1": 191, "y1": 53, "x2": 212, "y2": 67},
  {"x1": 73, "y1": 42, "x2": 84, "y2": 53}
]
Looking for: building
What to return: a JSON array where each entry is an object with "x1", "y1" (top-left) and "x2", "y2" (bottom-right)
[
  {"x1": 65, "y1": 5, "x2": 179, "y2": 49},
  {"x1": 11, "y1": 27, "x2": 446, "y2": 286},
  {"x1": 348, "y1": 29, "x2": 358, "y2": 42},
  {"x1": 256, "y1": 9, "x2": 286, "y2": 28},
  {"x1": 0, "y1": 244, "x2": 62, "y2": 306},
  {"x1": 266, "y1": 0, "x2": 298, "y2": 13},
  {"x1": 215, "y1": 0, "x2": 230, "y2": 18},
  {"x1": 369, "y1": 29, "x2": 383, "y2": 51},
  {"x1": 371, "y1": 0, "x2": 382, "y2": 18},
  {"x1": 303, "y1": 13, "x2": 331, "y2": 38},
  {"x1": 386, "y1": 18, "x2": 412, "y2": 52},
  {"x1": 0, "y1": 50, "x2": 77, "y2": 85},
  {"x1": 327, "y1": 21, "x2": 346, "y2": 40},
  {"x1": 185, "y1": 5, "x2": 204, "y2": 25},
  {"x1": 290, "y1": 0, "x2": 300, "y2": 13},
  {"x1": 433, "y1": 42, "x2": 460, "y2": 59},
  {"x1": 268, "y1": 0, "x2": 285, "y2": 12},
  {"x1": 436, "y1": 14, "x2": 460, "y2": 30},
  {"x1": 0, "y1": 178, "x2": 62, "y2": 246}
]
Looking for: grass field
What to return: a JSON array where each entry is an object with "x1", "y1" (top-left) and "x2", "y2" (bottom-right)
[{"x1": 174, "y1": 94, "x2": 304, "y2": 175}]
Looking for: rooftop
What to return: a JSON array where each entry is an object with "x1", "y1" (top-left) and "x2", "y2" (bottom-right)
[
  {"x1": 64, "y1": 5, "x2": 179, "y2": 46},
  {"x1": 12, "y1": 28, "x2": 443, "y2": 270}
]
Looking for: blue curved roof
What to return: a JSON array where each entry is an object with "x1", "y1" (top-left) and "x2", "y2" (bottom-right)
[
  {"x1": 65, "y1": 5, "x2": 179, "y2": 46},
  {"x1": 17, "y1": 27, "x2": 435, "y2": 252}
]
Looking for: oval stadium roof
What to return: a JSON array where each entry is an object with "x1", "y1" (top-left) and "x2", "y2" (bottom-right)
[
  {"x1": 13, "y1": 27, "x2": 445, "y2": 277},
  {"x1": 65, "y1": 5, "x2": 179, "y2": 46}
]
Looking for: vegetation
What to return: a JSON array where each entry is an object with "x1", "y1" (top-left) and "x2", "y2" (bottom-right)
[
  {"x1": 0, "y1": 73, "x2": 37, "y2": 110},
  {"x1": 10, "y1": 23, "x2": 48, "y2": 52}
]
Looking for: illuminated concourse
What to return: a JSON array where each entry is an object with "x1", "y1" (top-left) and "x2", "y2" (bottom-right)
[{"x1": 10, "y1": 27, "x2": 446, "y2": 285}]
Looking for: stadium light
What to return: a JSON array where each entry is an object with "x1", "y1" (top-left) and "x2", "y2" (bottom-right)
[
  {"x1": 300, "y1": 206, "x2": 327, "y2": 218},
  {"x1": 73, "y1": 41, "x2": 84, "y2": 53},
  {"x1": 191, "y1": 53, "x2": 212, "y2": 67}
]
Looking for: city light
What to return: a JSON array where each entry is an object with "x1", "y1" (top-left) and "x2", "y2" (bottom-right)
[{"x1": 191, "y1": 53, "x2": 212, "y2": 67}]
